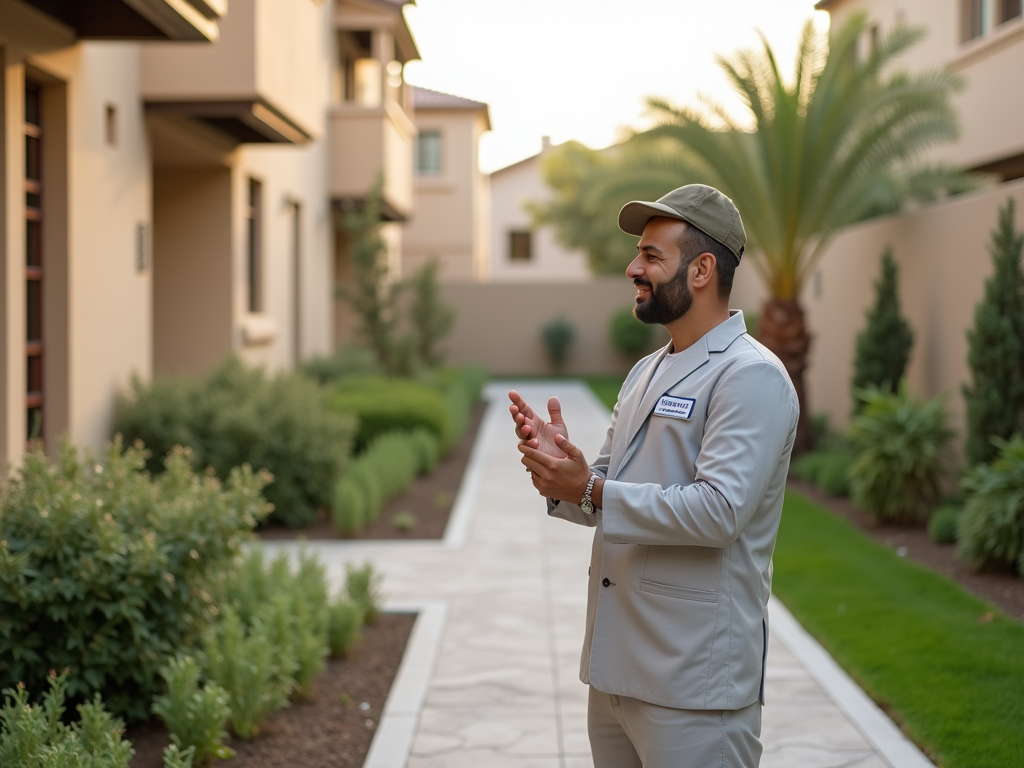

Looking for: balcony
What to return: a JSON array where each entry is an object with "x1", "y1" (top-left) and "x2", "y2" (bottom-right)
[
  {"x1": 142, "y1": 0, "x2": 323, "y2": 144},
  {"x1": 17, "y1": 0, "x2": 221, "y2": 41},
  {"x1": 329, "y1": 10, "x2": 419, "y2": 219}
]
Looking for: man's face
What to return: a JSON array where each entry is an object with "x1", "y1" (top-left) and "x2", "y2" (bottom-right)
[{"x1": 626, "y1": 218, "x2": 693, "y2": 326}]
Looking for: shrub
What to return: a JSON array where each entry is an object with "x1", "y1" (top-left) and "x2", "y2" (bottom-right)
[
  {"x1": 163, "y1": 745, "x2": 197, "y2": 768},
  {"x1": 201, "y1": 606, "x2": 285, "y2": 741},
  {"x1": 957, "y1": 436, "x2": 1024, "y2": 571},
  {"x1": 928, "y1": 506, "x2": 961, "y2": 545},
  {"x1": 850, "y1": 248, "x2": 914, "y2": 414},
  {"x1": 392, "y1": 511, "x2": 416, "y2": 532},
  {"x1": 327, "y1": 599, "x2": 364, "y2": 658},
  {"x1": 962, "y1": 198, "x2": 1024, "y2": 467},
  {"x1": 330, "y1": 376, "x2": 450, "y2": 450},
  {"x1": 346, "y1": 563, "x2": 383, "y2": 625},
  {"x1": 0, "y1": 671, "x2": 133, "y2": 768},
  {"x1": 790, "y1": 448, "x2": 853, "y2": 497},
  {"x1": 541, "y1": 317, "x2": 575, "y2": 371},
  {"x1": 330, "y1": 430, "x2": 439, "y2": 534},
  {"x1": 848, "y1": 384, "x2": 953, "y2": 523},
  {"x1": 115, "y1": 357, "x2": 356, "y2": 527},
  {"x1": 441, "y1": 365, "x2": 487, "y2": 451},
  {"x1": 300, "y1": 344, "x2": 382, "y2": 385},
  {"x1": 0, "y1": 439, "x2": 267, "y2": 723},
  {"x1": 410, "y1": 428, "x2": 441, "y2": 474},
  {"x1": 152, "y1": 656, "x2": 233, "y2": 767},
  {"x1": 609, "y1": 306, "x2": 653, "y2": 359}
]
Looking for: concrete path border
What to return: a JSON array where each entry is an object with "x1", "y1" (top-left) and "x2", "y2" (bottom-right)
[{"x1": 769, "y1": 600, "x2": 936, "y2": 768}]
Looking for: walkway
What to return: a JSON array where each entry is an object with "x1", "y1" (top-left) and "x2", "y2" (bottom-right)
[{"x1": 265, "y1": 381, "x2": 935, "y2": 768}]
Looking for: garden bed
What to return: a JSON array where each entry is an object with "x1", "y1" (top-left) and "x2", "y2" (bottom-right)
[
  {"x1": 127, "y1": 612, "x2": 416, "y2": 768},
  {"x1": 258, "y1": 402, "x2": 485, "y2": 541},
  {"x1": 788, "y1": 479, "x2": 1024, "y2": 622}
]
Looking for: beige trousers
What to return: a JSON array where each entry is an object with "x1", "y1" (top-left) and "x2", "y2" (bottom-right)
[{"x1": 587, "y1": 686, "x2": 763, "y2": 768}]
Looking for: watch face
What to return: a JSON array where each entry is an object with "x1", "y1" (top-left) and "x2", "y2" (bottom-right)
[{"x1": 581, "y1": 499, "x2": 594, "y2": 514}]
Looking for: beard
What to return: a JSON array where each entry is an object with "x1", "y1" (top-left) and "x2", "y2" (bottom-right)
[{"x1": 633, "y1": 261, "x2": 693, "y2": 325}]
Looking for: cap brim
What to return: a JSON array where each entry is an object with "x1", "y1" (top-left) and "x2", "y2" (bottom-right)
[{"x1": 617, "y1": 201, "x2": 687, "y2": 236}]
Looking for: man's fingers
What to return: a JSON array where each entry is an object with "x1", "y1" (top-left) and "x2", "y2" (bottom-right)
[
  {"x1": 554, "y1": 433, "x2": 581, "y2": 459},
  {"x1": 547, "y1": 396, "x2": 563, "y2": 426}
]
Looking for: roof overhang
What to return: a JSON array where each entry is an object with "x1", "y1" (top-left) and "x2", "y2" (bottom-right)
[
  {"x1": 18, "y1": 0, "x2": 220, "y2": 40},
  {"x1": 332, "y1": 196, "x2": 408, "y2": 223},
  {"x1": 814, "y1": 0, "x2": 840, "y2": 9},
  {"x1": 145, "y1": 99, "x2": 312, "y2": 144}
]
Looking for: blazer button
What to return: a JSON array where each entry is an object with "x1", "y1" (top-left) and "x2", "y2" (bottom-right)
[{"x1": 602, "y1": 577, "x2": 611, "y2": 587}]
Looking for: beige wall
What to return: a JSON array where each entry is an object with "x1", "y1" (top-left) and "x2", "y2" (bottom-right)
[
  {"x1": 803, "y1": 179, "x2": 1024, "y2": 446},
  {"x1": 142, "y1": 0, "x2": 326, "y2": 138},
  {"x1": 823, "y1": 0, "x2": 1024, "y2": 171},
  {"x1": 489, "y1": 148, "x2": 591, "y2": 283},
  {"x1": 405, "y1": 107, "x2": 490, "y2": 281},
  {"x1": 0, "y1": 42, "x2": 154, "y2": 460}
]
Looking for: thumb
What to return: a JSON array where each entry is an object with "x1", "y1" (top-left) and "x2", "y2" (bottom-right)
[
  {"x1": 547, "y1": 396, "x2": 564, "y2": 425},
  {"x1": 554, "y1": 433, "x2": 581, "y2": 458}
]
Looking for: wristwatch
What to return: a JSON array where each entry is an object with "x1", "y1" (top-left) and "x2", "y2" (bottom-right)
[{"x1": 580, "y1": 473, "x2": 599, "y2": 514}]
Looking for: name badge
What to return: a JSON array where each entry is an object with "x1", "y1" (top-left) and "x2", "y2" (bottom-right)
[{"x1": 655, "y1": 395, "x2": 695, "y2": 420}]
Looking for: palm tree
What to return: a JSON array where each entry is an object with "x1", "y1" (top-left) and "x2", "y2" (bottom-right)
[{"x1": 539, "y1": 13, "x2": 976, "y2": 451}]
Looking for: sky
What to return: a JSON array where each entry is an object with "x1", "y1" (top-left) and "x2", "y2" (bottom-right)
[{"x1": 402, "y1": 0, "x2": 831, "y2": 173}]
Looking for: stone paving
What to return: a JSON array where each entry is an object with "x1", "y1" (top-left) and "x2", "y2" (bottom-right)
[{"x1": 265, "y1": 381, "x2": 934, "y2": 768}]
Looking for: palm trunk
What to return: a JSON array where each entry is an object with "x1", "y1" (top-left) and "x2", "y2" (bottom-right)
[{"x1": 757, "y1": 298, "x2": 814, "y2": 454}]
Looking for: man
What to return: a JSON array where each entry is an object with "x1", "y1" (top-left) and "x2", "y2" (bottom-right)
[{"x1": 509, "y1": 184, "x2": 798, "y2": 767}]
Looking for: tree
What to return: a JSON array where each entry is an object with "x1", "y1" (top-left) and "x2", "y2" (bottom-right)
[
  {"x1": 851, "y1": 247, "x2": 914, "y2": 412},
  {"x1": 336, "y1": 180, "x2": 407, "y2": 375},
  {"x1": 962, "y1": 198, "x2": 1024, "y2": 467},
  {"x1": 406, "y1": 258, "x2": 456, "y2": 369},
  {"x1": 534, "y1": 13, "x2": 976, "y2": 451}
]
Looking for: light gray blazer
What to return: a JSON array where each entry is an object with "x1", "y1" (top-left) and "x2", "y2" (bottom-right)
[{"x1": 549, "y1": 311, "x2": 798, "y2": 710}]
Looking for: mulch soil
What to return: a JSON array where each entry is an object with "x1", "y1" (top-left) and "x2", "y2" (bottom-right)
[
  {"x1": 127, "y1": 612, "x2": 416, "y2": 768},
  {"x1": 258, "y1": 402, "x2": 486, "y2": 542},
  {"x1": 787, "y1": 479, "x2": 1024, "y2": 622}
]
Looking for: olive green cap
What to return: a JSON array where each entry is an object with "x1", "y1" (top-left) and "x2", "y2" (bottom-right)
[{"x1": 617, "y1": 184, "x2": 746, "y2": 261}]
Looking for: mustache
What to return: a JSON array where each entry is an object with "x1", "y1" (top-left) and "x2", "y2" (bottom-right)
[{"x1": 633, "y1": 278, "x2": 652, "y2": 289}]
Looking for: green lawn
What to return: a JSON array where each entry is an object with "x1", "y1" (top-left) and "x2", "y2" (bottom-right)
[
  {"x1": 774, "y1": 492, "x2": 1024, "y2": 768},
  {"x1": 584, "y1": 376, "x2": 625, "y2": 411}
]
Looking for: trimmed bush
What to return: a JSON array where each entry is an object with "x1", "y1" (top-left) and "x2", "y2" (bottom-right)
[
  {"x1": 848, "y1": 384, "x2": 952, "y2": 523},
  {"x1": 346, "y1": 563, "x2": 383, "y2": 625},
  {"x1": 331, "y1": 430, "x2": 440, "y2": 534},
  {"x1": 609, "y1": 306, "x2": 653, "y2": 359},
  {"x1": 115, "y1": 357, "x2": 356, "y2": 527},
  {"x1": 790, "y1": 449, "x2": 853, "y2": 497},
  {"x1": 928, "y1": 506, "x2": 960, "y2": 545},
  {"x1": 330, "y1": 377, "x2": 450, "y2": 451},
  {"x1": 300, "y1": 344, "x2": 383, "y2": 385},
  {"x1": 0, "y1": 439, "x2": 267, "y2": 723},
  {"x1": 440, "y1": 365, "x2": 487, "y2": 451},
  {"x1": 327, "y1": 599, "x2": 363, "y2": 658},
  {"x1": 958, "y1": 436, "x2": 1024, "y2": 571}
]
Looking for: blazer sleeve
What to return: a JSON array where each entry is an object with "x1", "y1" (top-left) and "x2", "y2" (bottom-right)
[
  {"x1": 601, "y1": 361, "x2": 798, "y2": 547},
  {"x1": 545, "y1": 392, "x2": 620, "y2": 529}
]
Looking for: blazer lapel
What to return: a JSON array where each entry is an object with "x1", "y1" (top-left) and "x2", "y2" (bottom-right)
[{"x1": 611, "y1": 338, "x2": 710, "y2": 476}]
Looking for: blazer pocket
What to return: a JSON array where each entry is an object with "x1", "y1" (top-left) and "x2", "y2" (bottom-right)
[{"x1": 639, "y1": 579, "x2": 719, "y2": 603}]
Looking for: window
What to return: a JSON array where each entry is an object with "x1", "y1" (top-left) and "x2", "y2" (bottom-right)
[
  {"x1": 24, "y1": 81, "x2": 44, "y2": 442},
  {"x1": 1000, "y1": 0, "x2": 1022, "y2": 23},
  {"x1": 962, "y1": 0, "x2": 986, "y2": 40},
  {"x1": 246, "y1": 179, "x2": 263, "y2": 313},
  {"x1": 416, "y1": 130, "x2": 442, "y2": 175},
  {"x1": 509, "y1": 230, "x2": 532, "y2": 262}
]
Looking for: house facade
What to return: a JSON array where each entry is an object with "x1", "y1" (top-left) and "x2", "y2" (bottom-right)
[
  {"x1": 805, "y1": 0, "x2": 1024, "y2": 441},
  {"x1": 0, "y1": 0, "x2": 427, "y2": 466}
]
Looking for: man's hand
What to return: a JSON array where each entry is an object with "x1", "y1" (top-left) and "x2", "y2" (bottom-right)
[
  {"x1": 508, "y1": 390, "x2": 568, "y2": 459},
  {"x1": 519, "y1": 433, "x2": 600, "y2": 506}
]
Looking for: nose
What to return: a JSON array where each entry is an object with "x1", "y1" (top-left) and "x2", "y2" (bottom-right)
[{"x1": 626, "y1": 254, "x2": 644, "y2": 279}]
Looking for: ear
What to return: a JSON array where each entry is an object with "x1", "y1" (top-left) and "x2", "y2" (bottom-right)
[{"x1": 691, "y1": 252, "x2": 718, "y2": 290}]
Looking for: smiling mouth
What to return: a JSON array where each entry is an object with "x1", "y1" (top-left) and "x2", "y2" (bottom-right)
[{"x1": 635, "y1": 285, "x2": 651, "y2": 301}]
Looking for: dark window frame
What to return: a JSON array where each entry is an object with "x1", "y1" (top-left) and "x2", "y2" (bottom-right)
[
  {"x1": 24, "y1": 80, "x2": 44, "y2": 442},
  {"x1": 509, "y1": 229, "x2": 533, "y2": 262},
  {"x1": 246, "y1": 178, "x2": 264, "y2": 313}
]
